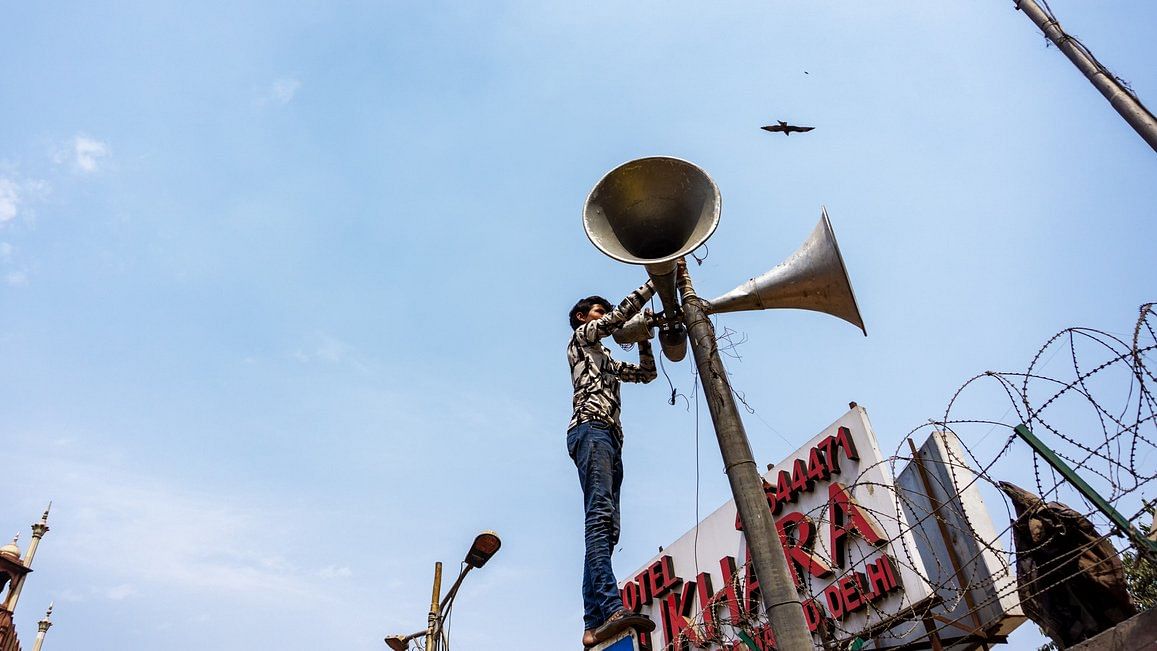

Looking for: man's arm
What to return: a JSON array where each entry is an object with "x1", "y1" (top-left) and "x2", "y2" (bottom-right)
[
  {"x1": 615, "y1": 340, "x2": 658, "y2": 384},
  {"x1": 574, "y1": 280, "x2": 655, "y2": 343}
]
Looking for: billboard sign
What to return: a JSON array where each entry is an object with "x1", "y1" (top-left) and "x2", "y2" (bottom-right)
[{"x1": 618, "y1": 406, "x2": 935, "y2": 650}]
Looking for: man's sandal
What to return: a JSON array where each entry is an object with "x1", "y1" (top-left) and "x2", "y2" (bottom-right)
[{"x1": 593, "y1": 609, "x2": 655, "y2": 643}]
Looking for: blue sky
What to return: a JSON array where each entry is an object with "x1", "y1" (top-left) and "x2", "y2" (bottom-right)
[{"x1": 1, "y1": 2, "x2": 1154, "y2": 649}]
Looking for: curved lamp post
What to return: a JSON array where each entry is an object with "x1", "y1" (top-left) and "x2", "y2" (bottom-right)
[{"x1": 385, "y1": 531, "x2": 502, "y2": 651}]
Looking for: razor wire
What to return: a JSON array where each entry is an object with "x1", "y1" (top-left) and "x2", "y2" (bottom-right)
[{"x1": 648, "y1": 302, "x2": 1156, "y2": 651}]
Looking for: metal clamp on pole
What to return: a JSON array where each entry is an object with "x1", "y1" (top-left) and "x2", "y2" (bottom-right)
[{"x1": 425, "y1": 562, "x2": 442, "y2": 651}]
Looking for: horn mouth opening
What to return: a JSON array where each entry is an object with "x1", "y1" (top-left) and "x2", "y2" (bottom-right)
[
  {"x1": 703, "y1": 208, "x2": 867, "y2": 337},
  {"x1": 583, "y1": 156, "x2": 721, "y2": 265}
]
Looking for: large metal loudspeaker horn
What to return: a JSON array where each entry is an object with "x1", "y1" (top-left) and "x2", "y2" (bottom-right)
[
  {"x1": 583, "y1": 157, "x2": 721, "y2": 361},
  {"x1": 706, "y1": 206, "x2": 866, "y2": 336},
  {"x1": 583, "y1": 157, "x2": 866, "y2": 354}
]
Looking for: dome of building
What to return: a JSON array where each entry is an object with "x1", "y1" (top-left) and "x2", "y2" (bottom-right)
[{"x1": 0, "y1": 536, "x2": 20, "y2": 559}]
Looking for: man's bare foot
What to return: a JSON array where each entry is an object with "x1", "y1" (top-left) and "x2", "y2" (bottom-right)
[{"x1": 582, "y1": 629, "x2": 597, "y2": 647}]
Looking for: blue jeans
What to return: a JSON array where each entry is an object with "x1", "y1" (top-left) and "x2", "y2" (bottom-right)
[{"x1": 567, "y1": 421, "x2": 625, "y2": 631}]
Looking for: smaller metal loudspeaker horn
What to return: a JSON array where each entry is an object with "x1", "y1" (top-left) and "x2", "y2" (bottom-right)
[
  {"x1": 611, "y1": 309, "x2": 660, "y2": 347},
  {"x1": 705, "y1": 207, "x2": 867, "y2": 336},
  {"x1": 584, "y1": 156, "x2": 721, "y2": 361}
]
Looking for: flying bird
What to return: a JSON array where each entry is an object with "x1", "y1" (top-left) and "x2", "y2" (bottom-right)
[{"x1": 761, "y1": 121, "x2": 814, "y2": 136}]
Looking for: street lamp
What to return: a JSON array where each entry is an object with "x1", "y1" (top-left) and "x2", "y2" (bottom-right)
[
  {"x1": 463, "y1": 531, "x2": 500, "y2": 569},
  {"x1": 384, "y1": 531, "x2": 502, "y2": 651}
]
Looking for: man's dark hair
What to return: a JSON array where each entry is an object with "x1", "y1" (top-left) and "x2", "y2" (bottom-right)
[{"x1": 569, "y1": 295, "x2": 612, "y2": 330}]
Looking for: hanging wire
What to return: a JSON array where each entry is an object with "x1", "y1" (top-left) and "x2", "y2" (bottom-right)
[
  {"x1": 690, "y1": 243, "x2": 710, "y2": 266},
  {"x1": 692, "y1": 367, "x2": 703, "y2": 583},
  {"x1": 1029, "y1": 0, "x2": 1142, "y2": 100},
  {"x1": 649, "y1": 295, "x2": 691, "y2": 409}
]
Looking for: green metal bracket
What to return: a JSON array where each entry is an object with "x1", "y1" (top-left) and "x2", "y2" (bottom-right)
[
  {"x1": 1014, "y1": 423, "x2": 1157, "y2": 556},
  {"x1": 735, "y1": 630, "x2": 761, "y2": 651}
]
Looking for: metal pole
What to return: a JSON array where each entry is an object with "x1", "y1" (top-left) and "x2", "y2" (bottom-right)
[
  {"x1": 438, "y1": 564, "x2": 473, "y2": 613},
  {"x1": 425, "y1": 562, "x2": 443, "y2": 651},
  {"x1": 678, "y1": 265, "x2": 813, "y2": 651},
  {"x1": 1014, "y1": 424, "x2": 1157, "y2": 557},
  {"x1": 1015, "y1": 0, "x2": 1157, "y2": 154},
  {"x1": 920, "y1": 615, "x2": 945, "y2": 651},
  {"x1": 1149, "y1": 505, "x2": 1156, "y2": 542}
]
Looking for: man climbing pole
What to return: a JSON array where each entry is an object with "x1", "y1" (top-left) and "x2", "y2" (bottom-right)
[{"x1": 566, "y1": 281, "x2": 660, "y2": 649}]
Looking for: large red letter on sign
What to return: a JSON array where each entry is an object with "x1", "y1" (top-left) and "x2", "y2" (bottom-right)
[
  {"x1": 834, "y1": 426, "x2": 859, "y2": 463},
  {"x1": 828, "y1": 482, "x2": 887, "y2": 568},
  {"x1": 660, "y1": 580, "x2": 703, "y2": 650},
  {"x1": 717, "y1": 556, "x2": 746, "y2": 623},
  {"x1": 775, "y1": 511, "x2": 833, "y2": 585},
  {"x1": 650, "y1": 556, "x2": 682, "y2": 599}
]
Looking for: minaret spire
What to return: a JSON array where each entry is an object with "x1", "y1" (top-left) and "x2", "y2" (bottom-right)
[
  {"x1": 30, "y1": 602, "x2": 53, "y2": 651},
  {"x1": 3, "y1": 505, "x2": 51, "y2": 612},
  {"x1": 28, "y1": 504, "x2": 51, "y2": 562}
]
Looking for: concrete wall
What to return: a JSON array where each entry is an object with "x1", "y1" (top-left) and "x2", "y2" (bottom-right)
[{"x1": 1069, "y1": 608, "x2": 1157, "y2": 651}]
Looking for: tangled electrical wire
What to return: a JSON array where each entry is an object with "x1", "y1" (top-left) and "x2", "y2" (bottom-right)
[{"x1": 1023, "y1": 0, "x2": 1143, "y2": 102}]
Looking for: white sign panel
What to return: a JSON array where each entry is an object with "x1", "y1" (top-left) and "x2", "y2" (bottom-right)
[
  {"x1": 618, "y1": 407, "x2": 933, "y2": 650},
  {"x1": 892, "y1": 430, "x2": 1025, "y2": 649}
]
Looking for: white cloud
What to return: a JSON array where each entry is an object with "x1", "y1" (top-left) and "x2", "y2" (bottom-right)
[
  {"x1": 51, "y1": 584, "x2": 138, "y2": 604},
  {"x1": 273, "y1": 78, "x2": 301, "y2": 103},
  {"x1": 292, "y1": 332, "x2": 368, "y2": 370},
  {"x1": 105, "y1": 584, "x2": 137, "y2": 600},
  {"x1": 314, "y1": 335, "x2": 351, "y2": 363},
  {"x1": 73, "y1": 135, "x2": 110, "y2": 173},
  {"x1": 55, "y1": 588, "x2": 85, "y2": 603},
  {"x1": 0, "y1": 242, "x2": 24, "y2": 285},
  {"x1": 12, "y1": 454, "x2": 336, "y2": 604},
  {"x1": 0, "y1": 174, "x2": 50, "y2": 227},
  {"x1": 0, "y1": 178, "x2": 20, "y2": 222},
  {"x1": 24, "y1": 178, "x2": 50, "y2": 197},
  {"x1": 259, "y1": 77, "x2": 302, "y2": 106},
  {"x1": 316, "y1": 565, "x2": 352, "y2": 579}
]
